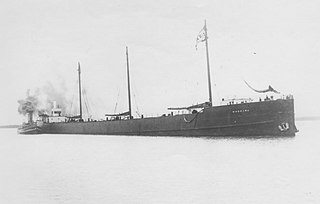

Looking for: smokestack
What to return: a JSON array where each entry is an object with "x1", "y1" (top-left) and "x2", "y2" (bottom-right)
[{"x1": 27, "y1": 111, "x2": 33, "y2": 123}]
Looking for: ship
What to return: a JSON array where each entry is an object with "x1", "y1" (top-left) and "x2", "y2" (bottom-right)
[{"x1": 18, "y1": 21, "x2": 298, "y2": 137}]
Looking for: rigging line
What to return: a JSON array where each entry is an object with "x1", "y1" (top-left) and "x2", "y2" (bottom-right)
[
  {"x1": 69, "y1": 93, "x2": 75, "y2": 116},
  {"x1": 83, "y1": 88, "x2": 92, "y2": 116},
  {"x1": 113, "y1": 89, "x2": 121, "y2": 114},
  {"x1": 87, "y1": 96, "x2": 92, "y2": 117},
  {"x1": 84, "y1": 87, "x2": 95, "y2": 114},
  {"x1": 131, "y1": 81, "x2": 141, "y2": 117},
  {"x1": 71, "y1": 78, "x2": 80, "y2": 116},
  {"x1": 214, "y1": 81, "x2": 221, "y2": 105},
  {"x1": 84, "y1": 87, "x2": 94, "y2": 119},
  {"x1": 84, "y1": 101, "x2": 90, "y2": 118},
  {"x1": 133, "y1": 93, "x2": 141, "y2": 117},
  {"x1": 133, "y1": 92, "x2": 140, "y2": 116},
  {"x1": 81, "y1": 81, "x2": 95, "y2": 117},
  {"x1": 80, "y1": 76, "x2": 90, "y2": 116},
  {"x1": 87, "y1": 95, "x2": 98, "y2": 119},
  {"x1": 81, "y1": 89, "x2": 88, "y2": 117}
]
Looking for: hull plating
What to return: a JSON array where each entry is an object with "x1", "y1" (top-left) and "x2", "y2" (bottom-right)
[{"x1": 38, "y1": 99, "x2": 297, "y2": 137}]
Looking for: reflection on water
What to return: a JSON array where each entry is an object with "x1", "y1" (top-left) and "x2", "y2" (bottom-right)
[{"x1": 0, "y1": 121, "x2": 319, "y2": 204}]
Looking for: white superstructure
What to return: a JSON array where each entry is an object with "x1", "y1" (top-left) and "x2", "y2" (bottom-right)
[{"x1": 48, "y1": 101, "x2": 66, "y2": 123}]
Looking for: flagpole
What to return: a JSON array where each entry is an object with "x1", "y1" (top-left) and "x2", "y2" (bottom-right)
[{"x1": 204, "y1": 20, "x2": 213, "y2": 106}]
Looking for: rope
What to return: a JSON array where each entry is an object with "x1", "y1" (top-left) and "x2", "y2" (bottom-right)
[
  {"x1": 113, "y1": 89, "x2": 121, "y2": 114},
  {"x1": 69, "y1": 94, "x2": 74, "y2": 116},
  {"x1": 131, "y1": 81, "x2": 141, "y2": 117},
  {"x1": 87, "y1": 93, "x2": 98, "y2": 119},
  {"x1": 83, "y1": 89, "x2": 92, "y2": 117},
  {"x1": 133, "y1": 92, "x2": 141, "y2": 117}
]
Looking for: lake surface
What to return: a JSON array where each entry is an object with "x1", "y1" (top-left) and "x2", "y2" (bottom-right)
[{"x1": 0, "y1": 121, "x2": 319, "y2": 203}]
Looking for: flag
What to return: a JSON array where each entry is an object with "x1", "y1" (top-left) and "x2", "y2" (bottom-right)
[{"x1": 195, "y1": 25, "x2": 207, "y2": 50}]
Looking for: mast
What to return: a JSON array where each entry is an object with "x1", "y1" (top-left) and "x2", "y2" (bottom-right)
[
  {"x1": 78, "y1": 62, "x2": 83, "y2": 121},
  {"x1": 126, "y1": 46, "x2": 132, "y2": 118},
  {"x1": 204, "y1": 20, "x2": 213, "y2": 106}
]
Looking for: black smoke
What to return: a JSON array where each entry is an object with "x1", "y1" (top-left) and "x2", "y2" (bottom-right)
[
  {"x1": 17, "y1": 80, "x2": 70, "y2": 116},
  {"x1": 17, "y1": 90, "x2": 39, "y2": 115}
]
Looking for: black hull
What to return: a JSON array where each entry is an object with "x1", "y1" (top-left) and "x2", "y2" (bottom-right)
[{"x1": 36, "y1": 98, "x2": 297, "y2": 137}]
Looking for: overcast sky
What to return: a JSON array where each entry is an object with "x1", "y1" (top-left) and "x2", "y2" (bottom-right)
[{"x1": 1, "y1": 0, "x2": 320, "y2": 125}]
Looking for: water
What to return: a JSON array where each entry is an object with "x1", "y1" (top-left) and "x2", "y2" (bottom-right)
[{"x1": 0, "y1": 121, "x2": 319, "y2": 204}]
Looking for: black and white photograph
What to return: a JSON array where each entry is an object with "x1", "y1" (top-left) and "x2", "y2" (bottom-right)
[{"x1": 0, "y1": 0, "x2": 319, "y2": 203}]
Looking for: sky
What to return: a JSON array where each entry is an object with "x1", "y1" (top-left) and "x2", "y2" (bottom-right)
[{"x1": 1, "y1": 0, "x2": 320, "y2": 125}]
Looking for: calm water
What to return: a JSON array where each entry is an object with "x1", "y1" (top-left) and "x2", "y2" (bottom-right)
[{"x1": 0, "y1": 121, "x2": 319, "y2": 204}]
